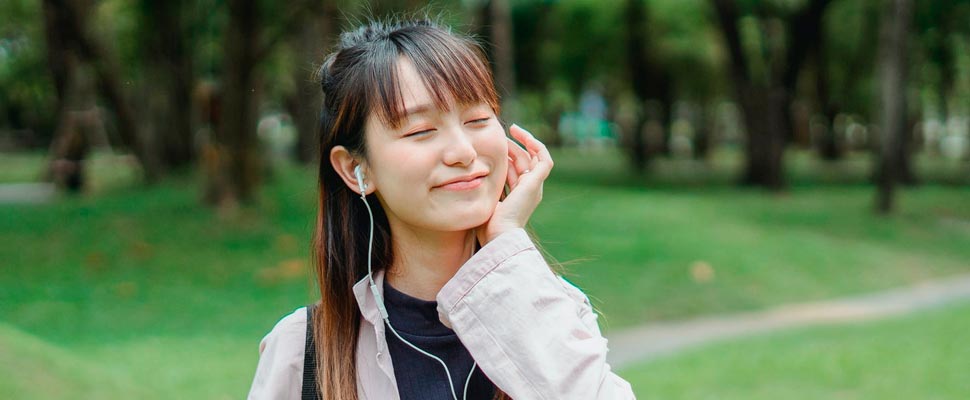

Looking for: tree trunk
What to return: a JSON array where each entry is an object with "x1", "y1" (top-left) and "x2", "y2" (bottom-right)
[
  {"x1": 490, "y1": 0, "x2": 517, "y2": 116},
  {"x1": 815, "y1": 35, "x2": 842, "y2": 160},
  {"x1": 204, "y1": 0, "x2": 262, "y2": 207},
  {"x1": 739, "y1": 85, "x2": 787, "y2": 190},
  {"x1": 43, "y1": 0, "x2": 108, "y2": 191},
  {"x1": 624, "y1": 0, "x2": 655, "y2": 171},
  {"x1": 42, "y1": 0, "x2": 91, "y2": 192},
  {"x1": 693, "y1": 102, "x2": 713, "y2": 160},
  {"x1": 781, "y1": 0, "x2": 832, "y2": 148},
  {"x1": 289, "y1": 2, "x2": 336, "y2": 165},
  {"x1": 143, "y1": 0, "x2": 195, "y2": 172},
  {"x1": 875, "y1": 0, "x2": 912, "y2": 214},
  {"x1": 43, "y1": 0, "x2": 161, "y2": 183},
  {"x1": 711, "y1": 0, "x2": 787, "y2": 190}
]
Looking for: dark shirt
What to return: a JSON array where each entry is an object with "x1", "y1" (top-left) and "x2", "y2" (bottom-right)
[{"x1": 383, "y1": 278, "x2": 496, "y2": 400}]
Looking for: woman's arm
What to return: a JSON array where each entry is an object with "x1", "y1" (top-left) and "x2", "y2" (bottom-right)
[{"x1": 436, "y1": 228, "x2": 636, "y2": 399}]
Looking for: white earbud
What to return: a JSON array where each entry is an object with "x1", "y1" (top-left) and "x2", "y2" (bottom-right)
[{"x1": 354, "y1": 164, "x2": 367, "y2": 195}]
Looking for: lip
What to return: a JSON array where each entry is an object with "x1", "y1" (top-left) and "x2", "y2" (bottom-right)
[{"x1": 434, "y1": 172, "x2": 488, "y2": 190}]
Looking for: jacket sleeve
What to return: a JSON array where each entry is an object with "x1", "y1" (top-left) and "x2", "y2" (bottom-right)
[
  {"x1": 436, "y1": 228, "x2": 636, "y2": 400},
  {"x1": 247, "y1": 307, "x2": 307, "y2": 400}
]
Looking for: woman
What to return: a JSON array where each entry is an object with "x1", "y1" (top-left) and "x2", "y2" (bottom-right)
[{"x1": 247, "y1": 18, "x2": 635, "y2": 400}]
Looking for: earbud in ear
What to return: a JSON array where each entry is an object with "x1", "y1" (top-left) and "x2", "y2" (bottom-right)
[{"x1": 354, "y1": 165, "x2": 367, "y2": 194}]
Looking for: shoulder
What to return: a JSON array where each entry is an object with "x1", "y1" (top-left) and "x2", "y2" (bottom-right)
[
  {"x1": 258, "y1": 307, "x2": 308, "y2": 354},
  {"x1": 247, "y1": 306, "x2": 309, "y2": 400}
]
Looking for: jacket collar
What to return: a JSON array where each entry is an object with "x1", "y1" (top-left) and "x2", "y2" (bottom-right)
[{"x1": 353, "y1": 269, "x2": 386, "y2": 326}]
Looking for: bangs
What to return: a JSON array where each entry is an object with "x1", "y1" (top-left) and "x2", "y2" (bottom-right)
[{"x1": 366, "y1": 25, "x2": 500, "y2": 129}]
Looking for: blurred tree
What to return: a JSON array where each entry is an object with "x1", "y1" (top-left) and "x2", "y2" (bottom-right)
[
  {"x1": 137, "y1": 0, "x2": 195, "y2": 172},
  {"x1": 710, "y1": 0, "x2": 834, "y2": 190},
  {"x1": 490, "y1": 0, "x2": 517, "y2": 105},
  {"x1": 42, "y1": 0, "x2": 160, "y2": 190},
  {"x1": 648, "y1": 0, "x2": 724, "y2": 161},
  {"x1": 823, "y1": 0, "x2": 880, "y2": 132},
  {"x1": 285, "y1": 1, "x2": 336, "y2": 165},
  {"x1": 915, "y1": 1, "x2": 970, "y2": 128},
  {"x1": 624, "y1": 0, "x2": 672, "y2": 171},
  {"x1": 875, "y1": 0, "x2": 913, "y2": 214},
  {"x1": 471, "y1": 0, "x2": 517, "y2": 119},
  {"x1": 711, "y1": 0, "x2": 786, "y2": 190},
  {"x1": 202, "y1": 0, "x2": 323, "y2": 206},
  {"x1": 0, "y1": 0, "x2": 57, "y2": 149},
  {"x1": 203, "y1": 0, "x2": 261, "y2": 207}
]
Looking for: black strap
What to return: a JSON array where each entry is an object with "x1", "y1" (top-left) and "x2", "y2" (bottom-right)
[{"x1": 302, "y1": 304, "x2": 321, "y2": 400}]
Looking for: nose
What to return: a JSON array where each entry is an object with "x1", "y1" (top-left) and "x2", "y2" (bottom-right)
[{"x1": 441, "y1": 126, "x2": 477, "y2": 167}]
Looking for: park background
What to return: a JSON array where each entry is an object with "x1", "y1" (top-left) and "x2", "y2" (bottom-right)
[{"x1": 1, "y1": 0, "x2": 969, "y2": 398}]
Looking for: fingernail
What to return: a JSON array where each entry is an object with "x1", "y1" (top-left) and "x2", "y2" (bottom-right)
[{"x1": 511, "y1": 123, "x2": 531, "y2": 135}]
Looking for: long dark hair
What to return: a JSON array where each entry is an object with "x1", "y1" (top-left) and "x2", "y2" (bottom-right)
[{"x1": 311, "y1": 18, "x2": 512, "y2": 399}]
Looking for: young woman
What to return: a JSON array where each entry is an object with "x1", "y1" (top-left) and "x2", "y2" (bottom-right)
[{"x1": 247, "y1": 19, "x2": 635, "y2": 400}]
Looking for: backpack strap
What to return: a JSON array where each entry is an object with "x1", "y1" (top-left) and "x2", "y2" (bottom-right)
[{"x1": 302, "y1": 304, "x2": 321, "y2": 400}]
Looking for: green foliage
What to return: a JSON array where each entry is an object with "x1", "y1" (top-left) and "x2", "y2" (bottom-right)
[
  {"x1": 0, "y1": 0, "x2": 56, "y2": 144},
  {"x1": 647, "y1": 0, "x2": 725, "y2": 99},
  {"x1": 823, "y1": 0, "x2": 879, "y2": 116}
]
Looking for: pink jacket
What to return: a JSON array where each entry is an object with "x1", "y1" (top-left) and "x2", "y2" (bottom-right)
[{"x1": 247, "y1": 228, "x2": 636, "y2": 399}]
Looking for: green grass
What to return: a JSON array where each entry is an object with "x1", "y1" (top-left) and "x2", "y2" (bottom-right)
[
  {"x1": 0, "y1": 323, "x2": 145, "y2": 399},
  {"x1": 533, "y1": 148, "x2": 970, "y2": 330},
  {"x1": 618, "y1": 300, "x2": 970, "y2": 399},
  {"x1": 1, "y1": 147, "x2": 968, "y2": 398}
]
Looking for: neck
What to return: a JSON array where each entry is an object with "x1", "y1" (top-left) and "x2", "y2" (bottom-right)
[{"x1": 385, "y1": 224, "x2": 479, "y2": 302}]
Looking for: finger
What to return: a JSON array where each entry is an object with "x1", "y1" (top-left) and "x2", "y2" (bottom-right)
[
  {"x1": 507, "y1": 137, "x2": 531, "y2": 175},
  {"x1": 508, "y1": 125, "x2": 538, "y2": 171},
  {"x1": 510, "y1": 123, "x2": 553, "y2": 175},
  {"x1": 507, "y1": 158, "x2": 518, "y2": 189}
]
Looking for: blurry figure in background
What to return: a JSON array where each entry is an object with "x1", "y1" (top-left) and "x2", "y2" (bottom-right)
[
  {"x1": 560, "y1": 83, "x2": 617, "y2": 151},
  {"x1": 257, "y1": 112, "x2": 296, "y2": 170}
]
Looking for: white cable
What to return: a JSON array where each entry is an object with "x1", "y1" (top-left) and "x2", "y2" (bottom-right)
[
  {"x1": 359, "y1": 190, "x2": 476, "y2": 400},
  {"x1": 464, "y1": 361, "x2": 478, "y2": 399}
]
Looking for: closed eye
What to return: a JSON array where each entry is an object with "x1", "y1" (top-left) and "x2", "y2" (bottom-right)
[
  {"x1": 406, "y1": 128, "x2": 435, "y2": 137},
  {"x1": 467, "y1": 117, "x2": 491, "y2": 125}
]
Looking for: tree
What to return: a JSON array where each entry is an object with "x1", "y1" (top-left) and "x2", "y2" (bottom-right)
[
  {"x1": 875, "y1": 0, "x2": 913, "y2": 214},
  {"x1": 202, "y1": 0, "x2": 322, "y2": 207},
  {"x1": 623, "y1": 0, "x2": 655, "y2": 171},
  {"x1": 286, "y1": 1, "x2": 336, "y2": 165},
  {"x1": 137, "y1": 0, "x2": 195, "y2": 172},
  {"x1": 42, "y1": 0, "x2": 160, "y2": 190},
  {"x1": 203, "y1": 0, "x2": 261, "y2": 207},
  {"x1": 710, "y1": 0, "x2": 833, "y2": 191}
]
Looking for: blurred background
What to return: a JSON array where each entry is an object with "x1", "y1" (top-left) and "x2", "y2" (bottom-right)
[{"x1": 1, "y1": 0, "x2": 969, "y2": 398}]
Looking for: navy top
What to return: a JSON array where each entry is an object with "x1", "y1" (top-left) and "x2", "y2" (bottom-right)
[{"x1": 383, "y1": 278, "x2": 496, "y2": 400}]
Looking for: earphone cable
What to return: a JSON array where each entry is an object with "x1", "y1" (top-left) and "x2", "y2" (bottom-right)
[{"x1": 360, "y1": 190, "x2": 476, "y2": 400}]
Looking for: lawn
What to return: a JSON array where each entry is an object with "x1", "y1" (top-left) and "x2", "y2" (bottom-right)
[
  {"x1": 1, "y1": 147, "x2": 968, "y2": 398},
  {"x1": 618, "y1": 300, "x2": 970, "y2": 399}
]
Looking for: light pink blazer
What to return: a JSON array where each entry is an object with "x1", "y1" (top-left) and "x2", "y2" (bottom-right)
[{"x1": 247, "y1": 228, "x2": 636, "y2": 399}]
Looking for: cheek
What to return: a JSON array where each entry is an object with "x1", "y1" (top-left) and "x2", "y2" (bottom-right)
[
  {"x1": 478, "y1": 126, "x2": 508, "y2": 161},
  {"x1": 371, "y1": 147, "x2": 429, "y2": 196},
  {"x1": 478, "y1": 128, "x2": 509, "y2": 188}
]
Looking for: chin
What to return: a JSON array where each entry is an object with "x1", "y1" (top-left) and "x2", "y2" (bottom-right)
[{"x1": 444, "y1": 202, "x2": 495, "y2": 230}]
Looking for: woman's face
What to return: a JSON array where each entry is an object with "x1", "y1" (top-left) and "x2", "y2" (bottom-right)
[{"x1": 362, "y1": 57, "x2": 508, "y2": 234}]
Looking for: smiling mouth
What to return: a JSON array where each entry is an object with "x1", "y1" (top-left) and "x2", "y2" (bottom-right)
[{"x1": 435, "y1": 175, "x2": 486, "y2": 191}]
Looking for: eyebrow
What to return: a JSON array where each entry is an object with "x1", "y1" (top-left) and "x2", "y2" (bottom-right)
[{"x1": 402, "y1": 103, "x2": 435, "y2": 119}]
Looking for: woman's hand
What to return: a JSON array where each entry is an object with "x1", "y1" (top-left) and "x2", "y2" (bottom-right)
[{"x1": 476, "y1": 124, "x2": 554, "y2": 246}]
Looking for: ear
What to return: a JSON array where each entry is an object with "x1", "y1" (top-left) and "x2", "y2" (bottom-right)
[{"x1": 330, "y1": 145, "x2": 374, "y2": 196}]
